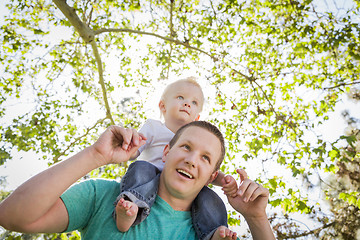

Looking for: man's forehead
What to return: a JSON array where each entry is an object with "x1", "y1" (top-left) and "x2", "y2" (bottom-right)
[{"x1": 177, "y1": 126, "x2": 221, "y2": 156}]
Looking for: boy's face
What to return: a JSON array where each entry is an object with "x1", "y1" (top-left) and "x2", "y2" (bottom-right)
[
  {"x1": 159, "y1": 82, "x2": 203, "y2": 126},
  {"x1": 159, "y1": 126, "x2": 220, "y2": 203}
]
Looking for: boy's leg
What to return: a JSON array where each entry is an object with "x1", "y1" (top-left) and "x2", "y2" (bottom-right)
[
  {"x1": 113, "y1": 161, "x2": 161, "y2": 226},
  {"x1": 191, "y1": 186, "x2": 228, "y2": 240},
  {"x1": 211, "y1": 226, "x2": 237, "y2": 240}
]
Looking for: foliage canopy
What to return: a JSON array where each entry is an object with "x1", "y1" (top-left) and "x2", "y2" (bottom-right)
[{"x1": 1, "y1": 0, "x2": 360, "y2": 238}]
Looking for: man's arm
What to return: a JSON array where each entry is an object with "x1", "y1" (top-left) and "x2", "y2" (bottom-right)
[
  {"x1": 0, "y1": 126, "x2": 145, "y2": 233},
  {"x1": 228, "y1": 169, "x2": 275, "y2": 240}
]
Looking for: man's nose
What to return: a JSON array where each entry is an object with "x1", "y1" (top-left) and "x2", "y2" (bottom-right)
[{"x1": 184, "y1": 153, "x2": 196, "y2": 168}]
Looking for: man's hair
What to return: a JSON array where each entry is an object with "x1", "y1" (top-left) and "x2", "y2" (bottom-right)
[
  {"x1": 160, "y1": 77, "x2": 205, "y2": 111},
  {"x1": 168, "y1": 121, "x2": 225, "y2": 171}
]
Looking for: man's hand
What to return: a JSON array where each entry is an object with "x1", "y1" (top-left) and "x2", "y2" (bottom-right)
[
  {"x1": 227, "y1": 169, "x2": 269, "y2": 220},
  {"x1": 221, "y1": 175, "x2": 238, "y2": 198},
  {"x1": 91, "y1": 126, "x2": 147, "y2": 167}
]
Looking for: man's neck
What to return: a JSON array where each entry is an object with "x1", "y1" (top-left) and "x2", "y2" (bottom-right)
[
  {"x1": 158, "y1": 193, "x2": 193, "y2": 211},
  {"x1": 157, "y1": 179, "x2": 194, "y2": 211}
]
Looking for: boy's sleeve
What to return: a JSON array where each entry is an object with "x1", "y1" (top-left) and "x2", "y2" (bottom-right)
[
  {"x1": 137, "y1": 119, "x2": 154, "y2": 154},
  {"x1": 60, "y1": 180, "x2": 96, "y2": 232}
]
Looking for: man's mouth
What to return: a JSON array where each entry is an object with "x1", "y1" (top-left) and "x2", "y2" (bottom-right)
[{"x1": 177, "y1": 169, "x2": 194, "y2": 179}]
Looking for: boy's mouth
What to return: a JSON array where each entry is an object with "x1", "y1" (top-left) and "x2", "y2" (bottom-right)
[{"x1": 180, "y1": 109, "x2": 190, "y2": 115}]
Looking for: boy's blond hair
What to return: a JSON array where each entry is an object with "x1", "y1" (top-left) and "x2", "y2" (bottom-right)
[{"x1": 160, "y1": 76, "x2": 205, "y2": 111}]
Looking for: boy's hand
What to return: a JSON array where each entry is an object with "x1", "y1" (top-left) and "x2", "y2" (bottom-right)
[
  {"x1": 92, "y1": 126, "x2": 147, "y2": 166},
  {"x1": 221, "y1": 175, "x2": 238, "y2": 198}
]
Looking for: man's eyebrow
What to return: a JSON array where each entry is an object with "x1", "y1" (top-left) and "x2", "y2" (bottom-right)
[{"x1": 184, "y1": 139, "x2": 213, "y2": 158}]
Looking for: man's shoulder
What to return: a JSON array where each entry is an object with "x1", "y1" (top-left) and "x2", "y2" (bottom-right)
[
  {"x1": 80, "y1": 178, "x2": 118, "y2": 185},
  {"x1": 62, "y1": 178, "x2": 120, "y2": 207},
  {"x1": 73, "y1": 178, "x2": 119, "y2": 193}
]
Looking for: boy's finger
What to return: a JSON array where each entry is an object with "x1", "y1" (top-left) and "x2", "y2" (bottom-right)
[
  {"x1": 224, "y1": 175, "x2": 229, "y2": 184},
  {"x1": 139, "y1": 133, "x2": 147, "y2": 141},
  {"x1": 222, "y1": 185, "x2": 237, "y2": 196},
  {"x1": 232, "y1": 232, "x2": 237, "y2": 240}
]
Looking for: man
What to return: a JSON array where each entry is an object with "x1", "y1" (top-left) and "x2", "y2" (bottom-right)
[{"x1": 0, "y1": 121, "x2": 275, "y2": 239}]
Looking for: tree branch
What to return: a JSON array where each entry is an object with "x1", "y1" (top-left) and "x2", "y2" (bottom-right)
[
  {"x1": 53, "y1": 0, "x2": 114, "y2": 124},
  {"x1": 279, "y1": 222, "x2": 335, "y2": 239},
  {"x1": 323, "y1": 80, "x2": 360, "y2": 90},
  {"x1": 169, "y1": 0, "x2": 175, "y2": 38},
  {"x1": 53, "y1": 117, "x2": 107, "y2": 163},
  {"x1": 94, "y1": 27, "x2": 282, "y2": 120},
  {"x1": 90, "y1": 41, "x2": 115, "y2": 125},
  {"x1": 96, "y1": 27, "x2": 288, "y2": 132},
  {"x1": 52, "y1": 0, "x2": 94, "y2": 43},
  {"x1": 94, "y1": 28, "x2": 218, "y2": 62},
  {"x1": 56, "y1": 0, "x2": 280, "y2": 129}
]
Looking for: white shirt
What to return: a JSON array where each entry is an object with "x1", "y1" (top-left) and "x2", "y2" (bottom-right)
[{"x1": 137, "y1": 119, "x2": 174, "y2": 170}]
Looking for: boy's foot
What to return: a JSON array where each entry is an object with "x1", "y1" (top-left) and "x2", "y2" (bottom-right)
[
  {"x1": 211, "y1": 225, "x2": 237, "y2": 240},
  {"x1": 115, "y1": 198, "x2": 139, "y2": 232}
]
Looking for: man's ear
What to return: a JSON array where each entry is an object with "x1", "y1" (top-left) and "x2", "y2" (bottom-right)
[
  {"x1": 162, "y1": 144, "x2": 170, "y2": 162},
  {"x1": 206, "y1": 170, "x2": 219, "y2": 185},
  {"x1": 159, "y1": 100, "x2": 166, "y2": 114},
  {"x1": 195, "y1": 114, "x2": 200, "y2": 121}
]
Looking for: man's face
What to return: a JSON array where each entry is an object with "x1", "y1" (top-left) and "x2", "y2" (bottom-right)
[{"x1": 159, "y1": 126, "x2": 221, "y2": 203}]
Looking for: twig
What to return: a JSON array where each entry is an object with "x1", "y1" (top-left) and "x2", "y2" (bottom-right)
[
  {"x1": 279, "y1": 222, "x2": 335, "y2": 239},
  {"x1": 53, "y1": 117, "x2": 107, "y2": 163},
  {"x1": 324, "y1": 81, "x2": 360, "y2": 90},
  {"x1": 94, "y1": 28, "x2": 218, "y2": 61},
  {"x1": 90, "y1": 41, "x2": 115, "y2": 125}
]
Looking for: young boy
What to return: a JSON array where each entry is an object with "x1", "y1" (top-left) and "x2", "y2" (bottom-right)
[{"x1": 114, "y1": 77, "x2": 238, "y2": 240}]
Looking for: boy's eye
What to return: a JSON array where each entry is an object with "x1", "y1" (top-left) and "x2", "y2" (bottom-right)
[
  {"x1": 177, "y1": 96, "x2": 184, "y2": 100},
  {"x1": 192, "y1": 101, "x2": 198, "y2": 105}
]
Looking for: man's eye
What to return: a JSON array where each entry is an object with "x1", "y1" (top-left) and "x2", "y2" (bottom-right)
[
  {"x1": 182, "y1": 145, "x2": 190, "y2": 150},
  {"x1": 202, "y1": 155, "x2": 210, "y2": 162},
  {"x1": 177, "y1": 96, "x2": 184, "y2": 100}
]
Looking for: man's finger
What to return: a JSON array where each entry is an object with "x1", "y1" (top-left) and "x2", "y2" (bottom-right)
[
  {"x1": 236, "y1": 169, "x2": 248, "y2": 182},
  {"x1": 242, "y1": 181, "x2": 260, "y2": 202},
  {"x1": 122, "y1": 128, "x2": 134, "y2": 150},
  {"x1": 110, "y1": 126, "x2": 124, "y2": 148},
  {"x1": 237, "y1": 178, "x2": 251, "y2": 196},
  {"x1": 131, "y1": 128, "x2": 140, "y2": 146}
]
